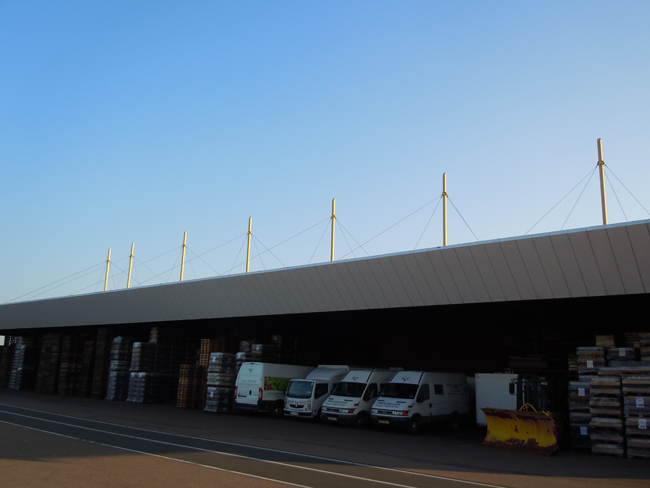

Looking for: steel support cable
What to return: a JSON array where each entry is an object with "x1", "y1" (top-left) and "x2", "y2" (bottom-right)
[
  {"x1": 447, "y1": 197, "x2": 479, "y2": 242},
  {"x1": 186, "y1": 247, "x2": 220, "y2": 276},
  {"x1": 74, "y1": 269, "x2": 107, "y2": 296},
  {"x1": 228, "y1": 237, "x2": 248, "y2": 275},
  {"x1": 339, "y1": 198, "x2": 438, "y2": 260},
  {"x1": 337, "y1": 223, "x2": 358, "y2": 259},
  {"x1": 336, "y1": 220, "x2": 367, "y2": 256},
  {"x1": 606, "y1": 166, "x2": 650, "y2": 217},
  {"x1": 166, "y1": 250, "x2": 183, "y2": 283},
  {"x1": 309, "y1": 220, "x2": 331, "y2": 264},
  {"x1": 525, "y1": 167, "x2": 597, "y2": 235},
  {"x1": 561, "y1": 169, "x2": 597, "y2": 230},
  {"x1": 251, "y1": 237, "x2": 266, "y2": 270},
  {"x1": 605, "y1": 172, "x2": 628, "y2": 221},
  {"x1": 414, "y1": 197, "x2": 443, "y2": 250},
  {"x1": 186, "y1": 234, "x2": 247, "y2": 262},
  {"x1": 4, "y1": 261, "x2": 106, "y2": 304},
  {"x1": 252, "y1": 235, "x2": 287, "y2": 268}
]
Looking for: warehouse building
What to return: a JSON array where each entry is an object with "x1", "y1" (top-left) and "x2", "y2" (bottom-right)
[{"x1": 0, "y1": 219, "x2": 648, "y2": 407}]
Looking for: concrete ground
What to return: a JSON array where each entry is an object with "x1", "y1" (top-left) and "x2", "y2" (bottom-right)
[{"x1": 0, "y1": 389, "x2": 647, "y2": 488}]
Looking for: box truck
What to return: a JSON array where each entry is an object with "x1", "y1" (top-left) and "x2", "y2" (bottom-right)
[
  {"x1": 370, "y1": 371, "x2": 470, "y2": 434},
  {"x1": 320, "y1": 369, "x2": 394, "y2": 428},
  {"x1": 234, "y1": 362, "x2": 314, "y2": 416},
  {"x1": 284, "y1": 365, "x2": 349, "y2": 419},
  {"x1": 474, "y1": 373, "x2": 518, "y2": 427}
]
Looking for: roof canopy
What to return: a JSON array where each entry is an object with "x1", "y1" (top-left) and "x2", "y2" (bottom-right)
[{"x1": 1, "y1": 220, "x2": 649, "y2": 331}]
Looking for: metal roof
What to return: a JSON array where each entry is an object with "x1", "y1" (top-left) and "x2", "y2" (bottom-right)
[{"x1": 1, "y1": 220, "x2": 649, "y2": 331}]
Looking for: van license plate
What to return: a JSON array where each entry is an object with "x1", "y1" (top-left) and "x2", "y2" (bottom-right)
[
  {"x1": 379, "y1": 420, "x2": 389, "y2": 425},
  {"x1": 290, "y1": 412, "x2": 298, "y2": 416},
  {"x1": 328, "y1": 416, "x2": 337, "y2": 421}
]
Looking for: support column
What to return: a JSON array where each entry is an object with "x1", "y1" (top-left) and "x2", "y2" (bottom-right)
[
  {"x1": 104, "y1": 248, "x2": 111, "y2": 291},
  {"x1": 597, "y1": 138, "x2": 608, "y2": 225},
  {"x1": 127, "y1": 243, "x2": 134, "y2": 288},
  {"x1": 180, "y1": 231, "x2": 187, "y2": 281},
  {"x1": 442, "y1": 173, "x2": 448, "y2": 246},
  {"x1": 246, "y1": 217, "x2": 252, "y2": 273},
  {"x1": 330, "y1": 198, "x2": 336, "y2": 262}
]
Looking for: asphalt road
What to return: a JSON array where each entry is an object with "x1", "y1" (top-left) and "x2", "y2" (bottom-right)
[{"x1": 0, "y1": 389, "x2": 647, "y2": 488}]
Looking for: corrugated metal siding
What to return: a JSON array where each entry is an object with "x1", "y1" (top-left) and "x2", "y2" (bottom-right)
[{"x1": 1, "y1": 220, "x2": 649, "y2": 330}]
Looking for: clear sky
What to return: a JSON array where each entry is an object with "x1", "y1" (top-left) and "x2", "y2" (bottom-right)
[{"x1": 1, "y1": 1, "x2": 649, "y2": 304}]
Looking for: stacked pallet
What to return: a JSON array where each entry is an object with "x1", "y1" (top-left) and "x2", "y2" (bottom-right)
[
  {"x1": 8, "y1": 339, "x2": 38, "y2": 390},
  {"x1": 569, "y1": 380, "x2": 592, "y2": 449},
  {"x1": 606, "y1": 347, "x2": 637, "y2": 364},
  {"x1": 0, "y1": 344, "x2": 15, "y2": 388},
  {"x1": 127, "y1": 372, "x2": 170, "y2": 403},
  {"x1": 106, "y1": 337, "x2": 134, "y2": 401},
  {"x1": 57, "y1": 335, "x2": 87, "y2": 397},
  {"x1": 91, "y1": 328, "x2": 114, "y2": 400},
  {"x1": 576, "y1": 347, "x2": 605, "y2": 382},
  {"x1": 35, "y1": 333, "x2": 61, "y2": 394},
  {"x1": 251, "y1": 343, "x2": 277, "y2": 362},
  {"x1": 204, "y1": 353, "x2": 236, "y2": 413},
  {"x1": 176, "y1": 365, "x2": 207, "y2": 409},
  {"x1": 641, "y1": 333, "x2": 650, "y2": 362},
  {"x1": 272, "y1": 335, "x2": 298, "y2": 364},
  {"x1": 76, "y1": 339, "x2": 95, "y2": 398},
  {"x1": 623, "y1": 366, "x2": 650, "y2": 459},
  {"x1": 199, "y1": 337, "x2": 240, "y2": 367},
  {"x1": 590, "y1": 372, "x2": 624, "y2": 457},
  {"x1": 130, "y1": 342, "x2": 157, "y2": 372},
  {"x1": 625, "y1": 332, "x2": 643, "y2": 349}
]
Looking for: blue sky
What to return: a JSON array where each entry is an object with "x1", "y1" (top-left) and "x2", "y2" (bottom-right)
[{"x1": 1, "y1": 1, "x2": 649, "y2": 304}]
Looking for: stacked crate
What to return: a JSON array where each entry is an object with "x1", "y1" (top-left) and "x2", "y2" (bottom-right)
[
  {"x1": 641, "y1": 333, "x2": 650, "y2": 362},
  {"x1": 590, "y1": 371, "x2": 625, "y2": 457},
  {"x1": 35, "y1": 333, "x2": 61, "y2": 394},
  {"x1": 204, "y1": 353, "x2": 236, "y2": 413},
  {"x1": 91, "y1": 328, "x2": 114, "y2": 400},
  {"x1": 57, "y1": 335, "x2": 86, "y2": 397},
  {"x1": 251, "y1": 343, "x2": 277, "y2": 362},
  {"x1": 569, "y1": 380, "x2": 592, "y2": 449},
  {"x1": 106, "y1": 337, "x2": 133, "y2": 401},
  {"x1": 76, "y1": 339, "x2": 95, "y2": 398},
  {"x1": 623, "y1": 366, "x2": 650, "y2": 459},
  {"x1": 176, "y1": 365, "x2": 207, "y2": 409},
  {"x1": 8, "y1": 339, "x2": 38, "y2": 390},
  {"x1": 0, "y1": 344, "x2": 15, "y2": 388},
  {"x1": 127, "y1": 372, "x2": 169, "y2": 404},
  {"x1": 576, "y1": 347, "x2": 605, "y2": 382}
]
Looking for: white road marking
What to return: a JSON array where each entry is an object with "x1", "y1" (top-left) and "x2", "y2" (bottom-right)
[{"x1": 0, "y1": 404, "x2": 508, "y2": 488}]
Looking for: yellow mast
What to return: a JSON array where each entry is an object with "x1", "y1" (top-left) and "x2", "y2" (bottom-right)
[
  {"x1": 127, "y1": 243, "x2": 134, "y2": 288},
  {"x1": 246, "y1": 217, "x2": 252, "y2": 273},
  {"x1": 442, "y1": 173, "x2": 448, "y2": 246},
  {"x1": 597, "y1": 138, "x2": 608, "y2": 225},
  {"x1": 180, "y1": 231, "x2": 187, "y2": 281},
  {"x1": 330, "y1": 198, "x2": 336, "y2": 262},
  {"x1": 103, "y1": 248, "x2": 111, "y2": 291}
]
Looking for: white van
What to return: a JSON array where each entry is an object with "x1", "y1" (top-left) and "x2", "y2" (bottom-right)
[
  {"x1": 370, "y1": 371, "x2": 470, "y2": 434},
  {"x1": 235, "y1": 362, "x2": 314, "y2": 416},
  {"x1": 284, "y1": 365, "x2": 349, "y2": 419},
  {"x1": 320, "y1": 370, "x2": 394, "y2": 428}
]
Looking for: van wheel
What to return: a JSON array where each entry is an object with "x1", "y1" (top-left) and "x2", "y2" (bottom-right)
[
  {"x1": 355, "y1": 413, "x2": 369, "y2": 429},
  {"x1": 407, "y1": 416, "x2": 422, "y2": 435},
  {"x1": 272, "y1": 402, "x2": 284, "y2": 418}
]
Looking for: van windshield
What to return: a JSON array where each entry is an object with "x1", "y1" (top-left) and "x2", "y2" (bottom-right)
[
  {"x1": 286, "y1": 380, "x2": 314, "y2": 399},
  {"x1": 332, "y1": 382, "x2": 366, "y2": 398},
  {"x1": 381, "y1": 383, "x2": 419, "y2": 399}
]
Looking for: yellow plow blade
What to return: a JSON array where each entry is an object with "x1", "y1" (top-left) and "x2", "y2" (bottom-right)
[{"x1": 481, "y1": 407, "x2": 559, "y2": 456}]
